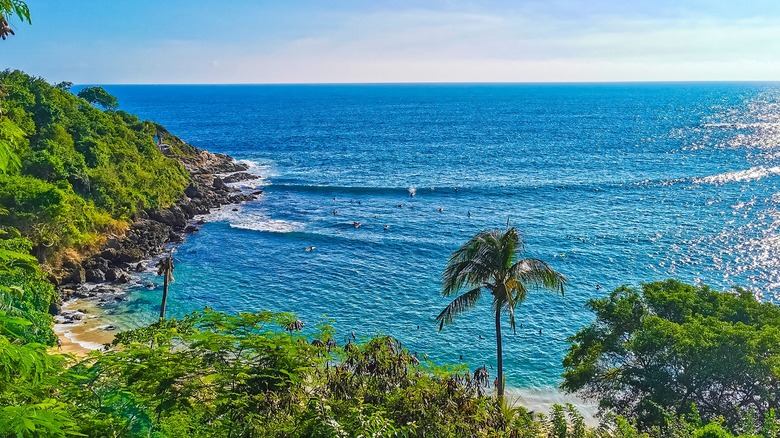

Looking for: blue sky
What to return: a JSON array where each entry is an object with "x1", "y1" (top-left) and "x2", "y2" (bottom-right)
[{"x1": 3, "y1": 0, "x2": 780, "y2": 83}]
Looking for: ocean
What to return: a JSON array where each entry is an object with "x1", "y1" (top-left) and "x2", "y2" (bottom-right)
[{"x1": 87, "y1": 82, "x2": 780, "y2": 390}]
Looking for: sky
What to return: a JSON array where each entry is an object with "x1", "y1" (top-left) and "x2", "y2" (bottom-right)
[{"x1": 2, "y1": 0, "x2": 780, "y2": 84}]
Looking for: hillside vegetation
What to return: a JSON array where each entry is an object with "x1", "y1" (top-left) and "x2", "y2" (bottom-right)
[{"x1": 0, "y1": 69, "x2": 190, "y2": 264}]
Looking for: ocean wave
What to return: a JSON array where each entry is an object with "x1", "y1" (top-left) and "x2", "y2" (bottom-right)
[
  {"x1": 692, "y1": 166, "x2": 780, "y2": 185},
  {"x1": 234, "y1": 159, "x2": 278, "y2": 178},
  {"x1": 207, "y1": 205, "x2": 302, "y2": 233},
  {"x1": 265, "y1": 184, "x2": 452, "y2": 197},
  {"x1": 230, "y1": 219, "x2": 303, "y2": 233}
]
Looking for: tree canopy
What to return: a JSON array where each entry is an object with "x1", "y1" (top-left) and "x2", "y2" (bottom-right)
[
  {"x1": 562, "y1": 279, "x2": 780, "y2": 430},
  {"x1": 77, "y1": 86, "x2": 119, "y2": 111}
]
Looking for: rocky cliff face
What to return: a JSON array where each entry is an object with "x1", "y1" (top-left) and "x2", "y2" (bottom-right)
[{"x1": 53, "y1": 148, "x2": 262, "y2": 310}]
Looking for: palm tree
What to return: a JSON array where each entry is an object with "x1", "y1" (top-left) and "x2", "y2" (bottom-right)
[
  {"x1": 436, "y1": 226, "x2": 567, "y2": 399},
  {"x1": 156, "y1": 256, "x2": 174, "y2": 322}
]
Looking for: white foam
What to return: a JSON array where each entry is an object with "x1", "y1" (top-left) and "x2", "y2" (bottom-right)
[
  {"x1": 693, "y1": 166, "x2": 780, "y2": 185},
  {"x1": 207, "y1": 204, "x2": 302, "y2": 233},
  {"x1": 230, "y1": 218, "x2": 302, "y2": 233},
  {"x1": 235, "y1": 159, "x2": 277, "y2": 178}
]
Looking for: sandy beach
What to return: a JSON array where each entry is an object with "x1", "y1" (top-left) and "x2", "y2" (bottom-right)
[{"x1": 52, "y1": 298, "x2": 116, "y2": 356}]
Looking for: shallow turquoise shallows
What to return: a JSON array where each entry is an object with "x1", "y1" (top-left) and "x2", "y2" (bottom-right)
[{"x1": 92, "y1": 83, "x2": 780, "y2": 389}]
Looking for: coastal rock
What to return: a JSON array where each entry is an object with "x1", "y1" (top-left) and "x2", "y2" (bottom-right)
[
  {"x1": 58, "y1": 146, "x2": 261, "y2": 307},
  {"x1": 104, "y1": 267, "x2": 130, "y2": 283},
  {"x1": 185, "y1": 184, "x2": 204, "y2": 199},
  {"x1": 85, "y1": 268, "x2": 106, "y2": 282},
  {"x1": 70, "y1": 266, "x2": 86, "y2": 284},
  {"x1": 212, "y1": 176, "x2": 228, "y2": 191},
  {"x1": 148, "y1": 208, "x2": 187, "y2": 230},
  {"x1": 222, "y1": 172, "x2": 259, "y2": 184}
]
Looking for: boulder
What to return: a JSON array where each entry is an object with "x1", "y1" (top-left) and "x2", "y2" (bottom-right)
[{"x1": 85, "y1": 268, "x2": 106, "y2": 282}]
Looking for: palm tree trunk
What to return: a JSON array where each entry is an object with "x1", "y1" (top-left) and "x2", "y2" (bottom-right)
[
  {"x1": 159, "y1": 270, "x2": 169, "y2": 322},
  {"x1": 495, "y1": 307, "x2": 504, "y2": 399}
]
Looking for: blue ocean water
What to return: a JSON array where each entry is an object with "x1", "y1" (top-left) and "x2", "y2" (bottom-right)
[{"x1": 96, "y1": 83, "x2": 780, "y2": 389}]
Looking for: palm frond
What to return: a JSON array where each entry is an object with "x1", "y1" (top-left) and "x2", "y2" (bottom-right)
[
  {"x1": 509, "y1": 258, "x2": 568, "y2": 295},
  {"x1": 436, "y1": 287, "x2": 483, "y2": 330},
  {"x1": 442, "y1": 259, "x2": 493, "y2": 296}
]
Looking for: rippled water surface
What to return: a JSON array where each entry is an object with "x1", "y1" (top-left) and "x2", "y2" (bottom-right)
[{"x1": 97, "y1": 83, "x2": 780, "y2": 388}]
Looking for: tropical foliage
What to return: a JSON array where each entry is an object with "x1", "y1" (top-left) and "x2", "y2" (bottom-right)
[
  {"x1": 0, "y1": 69, "x2": 189, "y2": 262},
  {"x1": 562, "y1": 279, "x2": 780, "y2": 431}
]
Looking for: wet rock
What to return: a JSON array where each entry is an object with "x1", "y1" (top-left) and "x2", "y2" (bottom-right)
[
  {"x1": 184, "y1": 225, "x2": 200, "y2": 233},
  {"x1": 222, "y1": 172, "x2": 259, "y2": 184}
]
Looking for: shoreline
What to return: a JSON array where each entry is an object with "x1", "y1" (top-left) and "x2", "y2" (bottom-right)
[{"x1": 52, "y1": 148, "x2": 265, "y2": 355}]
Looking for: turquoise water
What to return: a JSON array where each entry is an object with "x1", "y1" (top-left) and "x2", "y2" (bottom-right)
[{"x1": 96, "y1": 83, "x2": 780, "y2": 388}]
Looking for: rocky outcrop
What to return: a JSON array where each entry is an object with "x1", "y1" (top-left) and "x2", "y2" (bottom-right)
[{"x1": 54, "y1": 149, "x2": 263, "y2": 310}]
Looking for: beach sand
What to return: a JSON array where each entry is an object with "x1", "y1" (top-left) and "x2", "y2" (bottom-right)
[
  {"x1": 506, "y1": 387, "x2": 598, "y2": 426},
  {"x1": 52, "y1": 298, "x2": 116, "y2": 356}
]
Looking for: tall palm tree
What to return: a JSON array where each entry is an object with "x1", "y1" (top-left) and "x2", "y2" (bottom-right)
[
  {"x1": 156, "y1": 256, "x2": 174, "y2": 322},
  {"x1": 436, "y1": 226, "x2": 567, "y2": 399}
]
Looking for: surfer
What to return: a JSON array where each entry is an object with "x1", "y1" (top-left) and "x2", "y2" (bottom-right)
[{"x1": 305, "y1": 246, "x2": 315, "y2": 252}]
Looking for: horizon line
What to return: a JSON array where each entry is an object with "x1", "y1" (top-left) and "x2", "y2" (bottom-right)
[{"x1": 73, "y1": 80, "x2": 780, "y2": 86}]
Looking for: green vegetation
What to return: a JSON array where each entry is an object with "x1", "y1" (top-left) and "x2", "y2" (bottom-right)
[
  {"x1": 0, "y1": 66, "x2": 778, "y2": 436},
  {"x1": 437, "y1": 226, "x2": 567, "y2": 399},
  {"x1": 0, "y1": 69, "x2": 190, "y2": 262},
  {"x1": 77, "y1": 86, "x2": 119, "y2": 111},
  {"x1": 562, "y1": 279, "x2": 780, "y2": 431},
  {"x1": 0, "y1": 0, "x2": 30, "y2": 40}
]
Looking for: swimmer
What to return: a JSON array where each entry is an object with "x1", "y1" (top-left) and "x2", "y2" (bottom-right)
[
  {"x1": 305, "y1": 246, "x2": 315, "y2": 252},
  {"x1": 374, "y1": 214, "x2": 379, "y2": 218},
  {"x1": 333, "y1": 209, "x2": 339, "y2": 215},
  {"x1": 397, "y1": 204, "x2": 404, "y2": 208},
  {"x1": 353, "y1": 221, "x2": 362, "y2": 228},
  {"x1": 467, "y1": 211, "x2": 471, "y2": 218},
  {"x1": 384, "y1": 225, "x2": 390, "y2": 230},
  {"x1": 595, "y1": 284, "x2": 602, "y2": 290},
  {"x1": 438, "y1": 208, "x2": 444, "y2": 213}
]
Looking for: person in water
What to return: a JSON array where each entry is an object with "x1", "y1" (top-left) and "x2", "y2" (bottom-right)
[
  {"x1": 305, "y1": 246, "x2": 315, "y2": 252},
  {"x1": 384, "y1": 225, "x2": 390, "y2": 230}
]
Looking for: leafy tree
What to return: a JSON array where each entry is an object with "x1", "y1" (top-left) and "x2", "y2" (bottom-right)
[
  {"x1": 562, "y1": 280, "x2": 780, "y2": 431},
  {"x1": 0, "y1": 0, "x2": 30, "y2": 40},
  {"x1": 0, "y1": 118, "x2": 24, "y2": 174},
  {"x1": 436, "y1": 226, "x2": 568, "y2": 399},
  {"x1": 77, "y1": 86, "x2": 119, "y2": 111}
]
